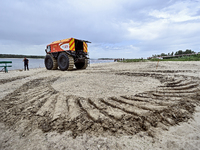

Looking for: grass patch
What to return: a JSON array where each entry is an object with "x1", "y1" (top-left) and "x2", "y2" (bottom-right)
[
  {"x1": 120, "y1": 59, "x2": 148, "y2": 62},
  {"x1": 152, "y1": 55, "x2": 200, "y2": 61}
]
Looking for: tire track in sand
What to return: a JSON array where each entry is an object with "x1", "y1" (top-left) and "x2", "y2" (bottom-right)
[{"x1": 0, "y1": 71, "x2": 199, "y2": 137}]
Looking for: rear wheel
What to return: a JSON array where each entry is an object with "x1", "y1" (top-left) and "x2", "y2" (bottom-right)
[
  {"x1": 75, "y1": 59, "x2": 88, "y2": 69},
  {"x1": 44, "y1": 54, "x2": 58, "y2": 70},
  {"x1": 57, "y1": 52, "x2": 74, "y2": 71}
]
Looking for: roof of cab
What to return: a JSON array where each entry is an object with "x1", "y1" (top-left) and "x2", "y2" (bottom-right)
[{"x1": 49, "y1": 38, "x2": 91, "y2": 45}]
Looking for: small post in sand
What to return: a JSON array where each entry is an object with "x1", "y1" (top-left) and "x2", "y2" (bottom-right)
[{"x1": 156, "y1": 59, "x2": 159, "y2": 69}]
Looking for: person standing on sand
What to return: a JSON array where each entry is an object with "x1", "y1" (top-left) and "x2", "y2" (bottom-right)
[{"x1": 23, "y1": 57, "x2": 29, "y2": 71}]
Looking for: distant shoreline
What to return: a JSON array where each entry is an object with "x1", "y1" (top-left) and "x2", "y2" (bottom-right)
[
  {"x1": 0, "y1": 54, "x2": 115, "y2": 60},
  {"x1": 0, "y1": 54, "x2": 45, "y2": 59}
]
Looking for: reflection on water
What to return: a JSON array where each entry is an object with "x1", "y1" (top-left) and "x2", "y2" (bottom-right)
[{"x1": 0, "y1": 58, "x2": 113, "y2": 70}]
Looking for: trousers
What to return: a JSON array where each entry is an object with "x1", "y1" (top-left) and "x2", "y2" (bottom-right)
[{"x1": 24, "y1": 64, "x2": 29, "y2": 71}]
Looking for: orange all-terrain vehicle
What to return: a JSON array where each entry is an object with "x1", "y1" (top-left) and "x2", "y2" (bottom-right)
[{"x1": 44, "y1": 38, "x2": 91, "y2": 71}]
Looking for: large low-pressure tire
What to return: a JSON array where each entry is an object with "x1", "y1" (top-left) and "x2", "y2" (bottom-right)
[
  {"x1": 75, "y1": 59, "x2": 88, "y2": 69},
  {"x1": 44, "y1": 54, "x2": 58, "y2": 70},
  {"x1": 57, "y1": 52, "x2": 74, "y2": 71}
]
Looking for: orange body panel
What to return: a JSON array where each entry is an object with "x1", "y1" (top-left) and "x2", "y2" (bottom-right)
[{"x1": 47, "y1": 38, "x2": 77, "y2": 53}]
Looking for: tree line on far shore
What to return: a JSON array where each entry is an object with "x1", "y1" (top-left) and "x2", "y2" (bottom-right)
[
  {"x1": 152, "y1": 49, "x2": 197, "y2": 58},
  {"x1": 0, "y1": 54, "x2": 45, "y2": 59},
  {"x1": 118, "y1": 49, "x2": 200, "y2": 62}
]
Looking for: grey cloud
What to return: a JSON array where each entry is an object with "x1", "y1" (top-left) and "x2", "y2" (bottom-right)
[{"x1": 0, "y1": 0, "x2": 200, "y2": 58}]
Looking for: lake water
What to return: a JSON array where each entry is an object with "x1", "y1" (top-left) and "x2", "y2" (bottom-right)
[{"x1": 0, "y1": 58, "x2": 113, "y2": 70}]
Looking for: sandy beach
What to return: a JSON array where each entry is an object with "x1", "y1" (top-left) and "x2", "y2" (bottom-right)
[{"x1": 0, "y1": 61, "x2": 200, "y2": 150}]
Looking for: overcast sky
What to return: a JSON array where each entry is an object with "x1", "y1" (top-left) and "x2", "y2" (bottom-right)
[{"x1": 0, "y1": 0, "x2": 200, "y2": 58}]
